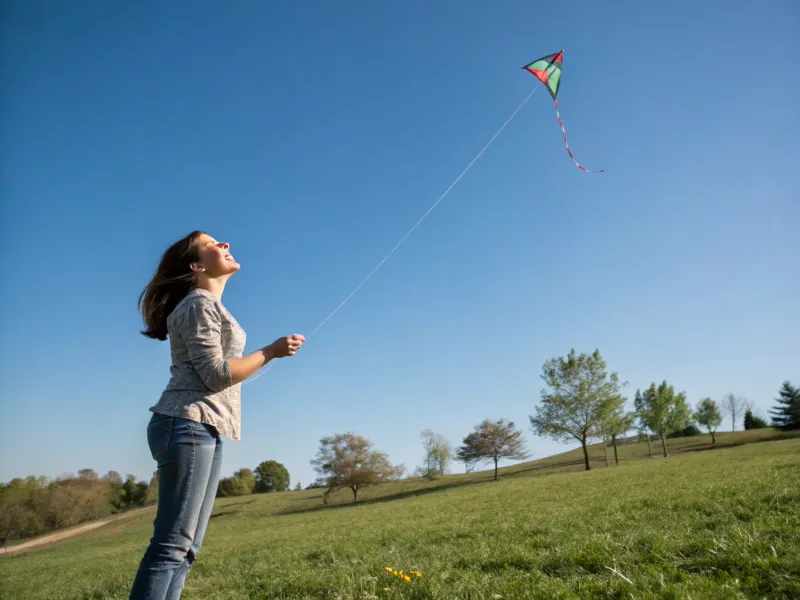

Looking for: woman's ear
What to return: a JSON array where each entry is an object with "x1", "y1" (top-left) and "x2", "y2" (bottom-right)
[{"x1": 189, "y1": 261, "x2": 205, "y2": 273}]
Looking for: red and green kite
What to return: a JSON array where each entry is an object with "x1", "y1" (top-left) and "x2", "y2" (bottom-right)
[{"x1": 523, "y1": 50, "x2": 603, "y2": 173}]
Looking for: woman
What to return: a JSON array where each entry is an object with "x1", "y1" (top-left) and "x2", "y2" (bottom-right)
[{"x1": 129, "y1": 230, "x2": 303, "y2": 600}]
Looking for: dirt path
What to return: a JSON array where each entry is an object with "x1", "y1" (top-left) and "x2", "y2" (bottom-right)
[{"x1": 2, "y1": 508, "x2": 150, "y2": 556}]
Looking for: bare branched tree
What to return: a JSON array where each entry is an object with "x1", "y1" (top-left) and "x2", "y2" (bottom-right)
[{"x1": 723, "y1": 393, "x2": 746, "y2": 432}]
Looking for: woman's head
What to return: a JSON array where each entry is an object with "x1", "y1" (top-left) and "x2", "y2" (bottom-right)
[{"x1": 138, "y1": 230, "x2": 240, "y2": 340}]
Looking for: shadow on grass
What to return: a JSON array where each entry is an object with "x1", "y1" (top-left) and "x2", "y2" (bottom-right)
[
  {"x1": 210, "y1": 497, "x2": 257, "y2": 518},
  {"x1": 501, "y1": 457, "x2": 607, "y2": 479},
  {"x1": 277, "y1": 477, "x2": 495, "y2": 517},
  {"x1": 679, "y1": 433, "x2": 798, "y2": 454},
  {"x1": 209, "y1": 511, "x2": 236, "y2": 519},
  {"x1": 277, "y1": 457, "x2": 614, "y2": 517},
  {"x1": 276, "y1": 433, "x2": 800, "y2": 518}
]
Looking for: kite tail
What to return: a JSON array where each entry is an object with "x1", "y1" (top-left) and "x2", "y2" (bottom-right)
[{"x1": 553, "y1": 99, "x2": 603, "y2": 173}]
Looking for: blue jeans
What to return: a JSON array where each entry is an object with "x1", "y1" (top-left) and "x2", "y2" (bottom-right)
[{"x1": 129, "y1": 413, "x2": 223, "y2": 600}]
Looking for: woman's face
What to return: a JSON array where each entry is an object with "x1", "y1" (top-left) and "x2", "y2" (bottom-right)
[{"x1": 192, "y1": 233, "x2": 240, "y2": 277}]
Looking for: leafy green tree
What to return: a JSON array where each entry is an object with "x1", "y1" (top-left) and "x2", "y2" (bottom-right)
[
  {"x1": 604, "y1": 408, "x2": 635, "y2": 465},
  {"x1": 217, "y1": 468, "x2": 257, "y2": 497},
  {"x1": 769, "y1": 381, "x2": 800, "y2": 430},
  {"x1": 218, "y1": 477, "x2": 250, "y2": 497},
  {"x1": 420, "y1": 429, "x2": 452, "y2": 476},
  {"x1": 694, "y1": 398, "x2": 722, "y2": 444},
  {"x1": 254, "y1": 461, "x2": 290, "y2": 493},
  {"x1": 530, "y1": 349, "x2": 625, "y2": 471},
  {"x1": 456, "y1": 419, "x2": 529, "y2": 480},
  {"x1": 310, "y1": 433, "x2": 404, "y2": 503},
  {"x1": 121, "y1": 474, "x2": 148, "y2": 508},
  {"x1": 103, "y1": 471, "x2": 125, "y2": 511},
  {"x1": 634, "y1": 389, "x2": 656, "y2": 458},
  {"x1": 635, "y1": 381, "x2": 691, "y2": 457},
  {"x1": 234, "y1": 468, "x2": 256, "y2": 494},
  {"x1": 0, "y1": 476, "x2": 46, "y2": 543},
  {"x1": 146, "y1": 471, "x2": 159, "y2": 505}
]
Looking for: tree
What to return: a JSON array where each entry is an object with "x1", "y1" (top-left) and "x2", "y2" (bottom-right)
[
  {"x1": 218, "y1": 467, "x2": 257, "y2": 497},
  {"x1": 294, "y1": 482, "x2": 302, "y2": 491},
  {"x1": 233, "y1": 468, "x2": 256, "y2": 494},
  {"x1": 634, "y1": 390, "x2": 655, "y2": 458},
  {"x1": 769, "y1": 381, "x2": 800, "y2": 430},
  {"x1": 218, "y1": 477, "x2": 250, "y2": 497},
  {"x1": 694, "y1": 398, "x2": 722, "y2": 443},
  {"x1": 456, "y1": 447, "x2": 478, "y2": 473},
  {"x1": 102, "y1": 471, "x2": 125, "y2": 511},
  {"x1": 604, "y1": 408, "x2": 635, "y2": 465},
  {"x1": 529, "y1": 349, "x2": 625, "y2": 471},
  {"x1": 78, "y1": 469, "x2": 98, "y2": 480},
  {"x1": 420, "y1": 429, "x2": 452, "y2": 476},
  {"x1": 254, "y1": 461, "x2": 290, "y2": 493},
  {"x1": 723, "y1": 392, "x2": 746, "y2": 432},
  {"x1": 456, "y1": 419, "x2": 529, "y2": 480},
  {"x1": 146, "y1": 471, "x2": 159, "y2": 505},
  {"x1": 744, "y1": 409, "x2": 768, "y2": 430},
  {"x1": 121, "y1": 475, "x2": 148, "y2": 507},
  {"x1": 667, "y1": 424, "x2": 702, "y2": 438},
  {"x1": 310, "y1": 433, "x2": 404, "y2": 503},
  {"x1": 635, "y1": 381, "x2": 691, "y2": 457},
  {"x1": 0, "y1": 476, "x2": 46, "y2": 543}
]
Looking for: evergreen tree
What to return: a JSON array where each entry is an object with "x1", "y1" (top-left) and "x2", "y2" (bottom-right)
[{"x1": 769, "y1": 381, "x2": 800, "y2": 430}]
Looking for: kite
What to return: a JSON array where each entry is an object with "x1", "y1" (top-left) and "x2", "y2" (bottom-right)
[{"x1": 523, "y1": 50, "x2": 603, "y2": 173}]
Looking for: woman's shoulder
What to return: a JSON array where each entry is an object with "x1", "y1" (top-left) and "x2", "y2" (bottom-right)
[{"x1": 168, "y1": 289, "x2": 222, "y2": 326}]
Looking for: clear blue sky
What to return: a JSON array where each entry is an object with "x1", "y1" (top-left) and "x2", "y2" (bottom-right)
[{"x1": 2, "y1": 1, "x2": 798, "y2": 487}]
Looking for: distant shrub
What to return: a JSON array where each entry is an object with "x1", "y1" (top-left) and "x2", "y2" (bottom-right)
[
  {"x1": 744, "y1": 410, "x2": 768, "y2": 430},
  {"x1": 667, "y1": 424, "x2": 702, "y2": 438}
]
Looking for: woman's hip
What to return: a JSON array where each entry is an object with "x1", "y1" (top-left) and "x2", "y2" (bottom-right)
[{"x1": 147, "y1": 412, "x2": 221, "y2": 464}]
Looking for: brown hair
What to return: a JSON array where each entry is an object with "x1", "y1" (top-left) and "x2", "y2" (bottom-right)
[{"x1": 138, "y1": 230, "x2": 205, "y2": 340}]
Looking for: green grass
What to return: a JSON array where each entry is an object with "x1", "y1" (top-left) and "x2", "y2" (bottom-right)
[{"x1": 2, "y1": 432, "x2": 799, "y2": 599}]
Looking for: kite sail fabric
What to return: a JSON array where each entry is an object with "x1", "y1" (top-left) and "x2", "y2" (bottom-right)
[{"x1": 523, "y1": 50, "x2": 603, "y2": 173}]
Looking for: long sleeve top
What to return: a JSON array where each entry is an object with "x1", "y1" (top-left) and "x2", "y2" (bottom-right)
[{"x1": 149, "y1": 287, "x2": 247, "y2": 440}]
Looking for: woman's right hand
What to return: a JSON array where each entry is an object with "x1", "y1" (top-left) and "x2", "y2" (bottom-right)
[{"x1": 269, "y1": 334, "x2": 305, "y2": 358}]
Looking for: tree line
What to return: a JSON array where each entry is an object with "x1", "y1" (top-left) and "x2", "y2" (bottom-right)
[
  {"x1": 3, "y1": 351, "x2": 797, "y2": 540},
  {"x1": 302, "y1": 350, "x2": 798, "y2": 500},
  {"x1": 0, "y1": 469, "x2": 157, "y2": 546},
  {"x1": 528, "y1": 349, "x2": 797, "y2": 469}
]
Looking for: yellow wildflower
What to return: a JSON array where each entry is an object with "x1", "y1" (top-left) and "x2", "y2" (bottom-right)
[
  {"x1": 403, "y1": 576, "x2": 411, "y2": 582},
  {"x1": 384, "y1": 567, "x2": 393, "y2": 573}
]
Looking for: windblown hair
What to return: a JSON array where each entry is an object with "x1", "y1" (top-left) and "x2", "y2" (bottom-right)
[{"x1": 138, "y1": 230, "x2": 205, "y2": 340}]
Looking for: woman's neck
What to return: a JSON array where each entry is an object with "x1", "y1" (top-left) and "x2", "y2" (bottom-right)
[{"x1": 194, "y1": 276, "x2": 228, "y2": 300}]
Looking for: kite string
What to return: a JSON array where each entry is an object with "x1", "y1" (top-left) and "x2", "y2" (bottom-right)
[{"x1": 245, "y1": 86, "x2": 538, "y2": 384}]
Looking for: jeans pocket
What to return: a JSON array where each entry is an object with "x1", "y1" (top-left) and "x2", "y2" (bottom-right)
[{"x1": 147, "y1": 413, "x2": 173, "y2": 460}]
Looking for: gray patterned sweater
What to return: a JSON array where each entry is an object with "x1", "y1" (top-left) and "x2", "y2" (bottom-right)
[{"x1": 149, "y1": 287, "x2": 247, "y2": 440}]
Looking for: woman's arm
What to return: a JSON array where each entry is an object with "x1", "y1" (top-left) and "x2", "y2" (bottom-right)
[
  {"x1": 180, "y1": 298, "x2": 304, "y2": 391},
  {"x1": 227, "y1": 334, "x2": 303, "y2": 385}
]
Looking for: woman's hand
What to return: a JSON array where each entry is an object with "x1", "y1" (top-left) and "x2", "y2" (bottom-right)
[
  {"x1": 228, "y1": 334, "x2": 305, "y2": 385},
  {"x1": 268, "y1": 334, "x2": 305, "y2": 358}
]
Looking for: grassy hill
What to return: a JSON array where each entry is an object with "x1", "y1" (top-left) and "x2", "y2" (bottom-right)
[{"x1": 1, "y1": 430, "x2": 798, "y2": 599}]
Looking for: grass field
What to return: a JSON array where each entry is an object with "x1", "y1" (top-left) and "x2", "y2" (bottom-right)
[{"x1": 1, "y1": 431, "x2": 799, "y2": 599}]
